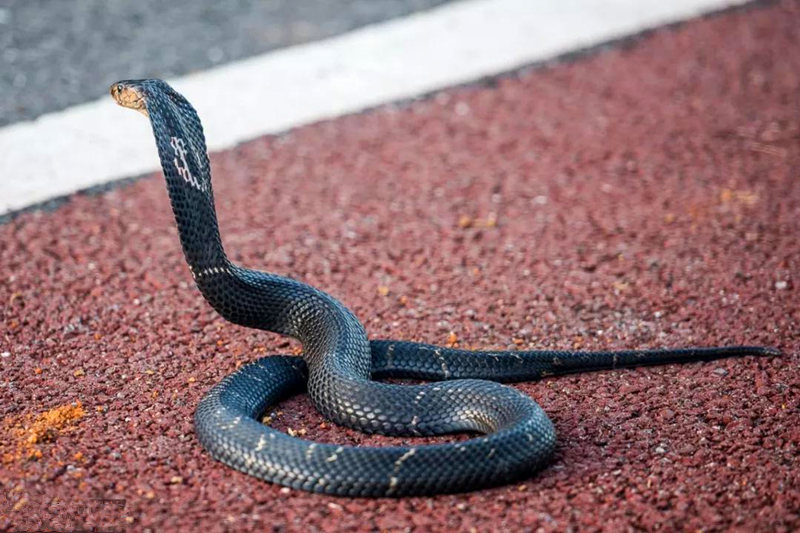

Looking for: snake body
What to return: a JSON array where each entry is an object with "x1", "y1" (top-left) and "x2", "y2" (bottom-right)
[{"x1": 111, "y1": 79, "x2": 779, "y2": 497}]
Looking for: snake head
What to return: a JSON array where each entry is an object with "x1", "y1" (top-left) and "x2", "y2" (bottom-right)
[{"x1": 110, "y1": 80, "x2": 149, "y2": 117}]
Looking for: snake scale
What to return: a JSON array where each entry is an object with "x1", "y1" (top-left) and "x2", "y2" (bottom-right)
[{"x1": 110, "y1": 79, "x2": 779, "y2": 497}]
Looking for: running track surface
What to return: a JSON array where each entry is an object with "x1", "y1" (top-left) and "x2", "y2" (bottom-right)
[{"x1": 1, "y1": 1, "x2": 798, "y2": 531}]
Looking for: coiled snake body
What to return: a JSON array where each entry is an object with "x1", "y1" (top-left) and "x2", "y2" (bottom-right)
[{"x1": 111, "y1": 79, "x2": 779, "y2": 497}]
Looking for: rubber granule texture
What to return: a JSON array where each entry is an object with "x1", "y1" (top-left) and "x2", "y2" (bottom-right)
[{"x1": 1, "y1": 1, "x2": 798, "y2": 531}]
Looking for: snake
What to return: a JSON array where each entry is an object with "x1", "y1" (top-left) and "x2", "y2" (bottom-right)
[{"x1": 110, "y1": 78, "x2": 779, "y2": 497}]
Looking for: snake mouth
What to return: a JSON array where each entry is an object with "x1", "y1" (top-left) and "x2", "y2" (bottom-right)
[{"x1": 110, "y1": 81, "x2": 149, "y2": 117}]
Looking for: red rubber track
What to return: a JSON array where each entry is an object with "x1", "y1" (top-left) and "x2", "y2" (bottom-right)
[{"x1": 1, "y1": 1, "x2": 798, "y2": 531}]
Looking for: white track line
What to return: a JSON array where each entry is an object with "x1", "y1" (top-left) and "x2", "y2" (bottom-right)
[{"x1": 0, "y1": 0, "x2": 746, "y2": 215}]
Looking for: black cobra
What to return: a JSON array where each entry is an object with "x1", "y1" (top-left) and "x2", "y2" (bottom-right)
[{"x1": 110, "y1": 79, "x2": 779, "y2": 497}]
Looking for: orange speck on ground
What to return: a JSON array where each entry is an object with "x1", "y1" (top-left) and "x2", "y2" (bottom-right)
[
  {"x1": 446, "y1": 331, "x2": 458, "y2": 347},
  {"x1": 12, "y1": 498, "x2": 27, "y2": 511},
  {"x1": 719, "y1": 188, "x2": 759, "y2": 206},
  {"x1": 2, "y1": 401, "x2": 86, "y2": 463}
]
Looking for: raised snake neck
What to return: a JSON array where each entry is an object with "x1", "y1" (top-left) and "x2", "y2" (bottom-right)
[{"x1": 111, "y1": 78, "x2": 779, "y2": 497}]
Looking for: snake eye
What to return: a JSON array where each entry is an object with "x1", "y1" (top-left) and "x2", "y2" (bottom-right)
[{"x1": 116, "y1": 84, "x2": 124, "y2": 94}]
